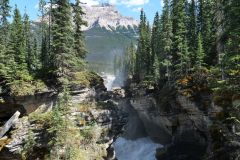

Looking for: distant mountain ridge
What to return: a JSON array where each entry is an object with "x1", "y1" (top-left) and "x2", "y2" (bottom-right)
[
  {"x1": 81, "y1": 3, "x2": 139, "y2": 32},
  {"x1": 83, "y1": 3, "x2": 139, "y2": 73}
]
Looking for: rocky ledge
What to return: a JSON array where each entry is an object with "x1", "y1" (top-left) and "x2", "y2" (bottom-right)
[
  {"x1": 0, "y1": 85, "x2": 128, "y2": 159},
  {"x1": 127, "y1": 83, "x2": 240, "y2": 160}
]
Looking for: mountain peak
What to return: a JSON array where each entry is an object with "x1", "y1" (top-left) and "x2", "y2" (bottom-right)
[{"x1": 81, "y1": 4, "x2": 139, "y2": 31}]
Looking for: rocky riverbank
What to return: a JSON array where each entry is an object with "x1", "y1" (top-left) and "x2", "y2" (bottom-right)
[
  {"x1": 125, "y1": 80, "x2": 240, "y2": 160},
  {"x1": 0, "y1": 76, "x2": 129, "y2": 159}
]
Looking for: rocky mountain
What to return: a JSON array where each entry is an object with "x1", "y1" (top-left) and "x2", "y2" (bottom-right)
[
  {"x1": 82, "y1": 4, "x2": 139, "y2": 73},
  {"x1": 81, "y1": 3, "x2": 139, "y2": 32}
]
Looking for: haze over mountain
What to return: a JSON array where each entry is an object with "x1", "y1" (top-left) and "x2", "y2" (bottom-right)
[{"x1": 82, "y1": 3, "x2": 139, "y2": 73}]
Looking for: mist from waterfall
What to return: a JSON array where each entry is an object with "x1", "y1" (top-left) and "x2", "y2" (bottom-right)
[
  {"x1": 114, "y1": 137, "x2": 162, "y2": 160},
  {"x1": 103, "y1": 73, "x2": 162, "y2": 160}
]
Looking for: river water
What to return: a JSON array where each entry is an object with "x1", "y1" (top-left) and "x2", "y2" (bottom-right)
[{"x1": 103, "y1": 74, "x2": 163, "y2": 160}]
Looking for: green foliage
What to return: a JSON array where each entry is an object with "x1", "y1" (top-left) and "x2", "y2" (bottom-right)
[
  {"x1": 171, "y1": 0, "x2": 187, "y2": 70},
  {"x1": 135, "y1": 10, "x2": 152, "y2": 81},
  {"x1": 196, "y1": 33, "x2": 205, "y2": 68},
  {"x1": 29, "y1": 112, "x2": 53, "y2": 128},
  {"x1": 9, "y1": 78, "x2": 47, "y2": 96},
  {"x1": 71, "y1": 71, "x2": 103, "y2": 88},
  {"x1": 51, "y1": 0, "x2": 75, "y2": 77},
  {"x1": 21, "y1": 129, "x2": 36, "y2": 160},
  {"x1": 73, "y1": 0, "x2": 87, "y2": 60}
]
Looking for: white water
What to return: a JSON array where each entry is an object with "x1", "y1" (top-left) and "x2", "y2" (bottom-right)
[
  {"x1": 102, "y1": 74, "x2": 116, "y2": 91},
  {"x1": 103, "y1": 74, "x2": 163, "y2": 160},
  {"x1": 114, "y1": 137, "x2": 163, "y2": 160}
]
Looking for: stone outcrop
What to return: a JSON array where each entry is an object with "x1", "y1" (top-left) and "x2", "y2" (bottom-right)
[
  {"x1": 127, "y1": 84, "x2": 225, "y2": 160},
  {"x1": 81, "y1": 4, "x2": 139, "y2": 31},
  {"x1": 0, "y1": 91, "x2": 57, "y2": 120},
  {"x1": 0, "y1": 87, "x2": 128, "y2": 159}
]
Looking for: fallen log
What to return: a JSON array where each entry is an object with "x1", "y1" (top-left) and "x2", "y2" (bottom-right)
[{"x1": 0, "y1": 111, "x2": 21, "y2": 138}]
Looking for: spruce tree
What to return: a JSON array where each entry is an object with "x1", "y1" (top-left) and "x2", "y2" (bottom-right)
[
  {"x1": 51, "y1": 0, "x2": 75, "y2": 78},
  {"x1": 171, "y1": 0, "x2": 187, "y2": 75},
  {"x1": 72, "y1": 0, "x2": 87, "y2": 60},
  {"x1": 187, "y1": 0, "x2": 197, "y2": 65},
  {"x1": 39, "y1": 0, "x2": 49, "y2": 70},
  {"x1": 23, "y1": 12, "x2": 32, "y2": 72},
  {"x1": 135, "y1": 10, "x2": 148, "y2": 81},
  {"x1": 146, "y1": 21, "x2": 152, "y2": 75},
  {"x1": 8, "y1": 6, "x2": 27, "y2": 71},
  {"x1": 151, "y1": 12, "x2": 161, "y2": 73},
  {"x1": 0, "y1": 0, "x2": 11, "y2": 44},
  {"x1": 160, "y1": 0, "x2": 173, "y2": 80},
  {"x1": 153, "y1": 53, "x2": 160, "y2": 84},
  {"x1": 196, "y1": 33, "x2": 205, "y2": 68},
  {"x1": 201, "y1": 0, "x2": 215, "y2": 66},
  {"x1": 0, "y1": 0, "x2": 11, "y2": 75},
  {"x1": 223, "y1": 0, "x2": 240, "y2": 85}
]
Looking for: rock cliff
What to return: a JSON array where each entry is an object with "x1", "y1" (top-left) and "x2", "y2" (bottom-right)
[{"x1": 127, "y1": 83, "x2": 240, "y2": 160}]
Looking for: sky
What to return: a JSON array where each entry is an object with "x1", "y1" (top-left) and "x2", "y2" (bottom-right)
[{"x1": 9, "y1": 0, "x2": 163, "y2": 23}]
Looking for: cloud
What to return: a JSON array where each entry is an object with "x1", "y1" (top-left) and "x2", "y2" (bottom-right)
[
  {"x1": 109, "y1": 0, "x2": 149, "y2": 6},
  {"x1": 81, "y1": 0, "x2": 100, "y2": 6},
  {"x1": 160, "y1": 0, "x2": 164, "y2": 7},
  {"x1": 131, "y1": 7, "x2": 142, "y2": 12}
]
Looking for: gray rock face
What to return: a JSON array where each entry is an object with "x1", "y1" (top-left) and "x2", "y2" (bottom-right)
[
  {"x1": 1, "y1": 91, "x2": 57, "y2": 119},
  {"x1": 81, "y1": 4, "x2": 139, "y2": 31},
  {"x1": 129, "y1": 91, "x2": 217, "y2": 159},
  {"x1": 0, "y1": 87, "x2": 127, "y2": 159},
  {"x1": 131, "y1": 97, "x2": 172, "y2": 144}
]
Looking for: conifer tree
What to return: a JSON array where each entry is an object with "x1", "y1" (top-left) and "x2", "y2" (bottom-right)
[
  {"x1": 72, "y1": 0, "x2": 87, "y2": 60},
  {"x1": 160, "y1": 0, "x2": 173, "y2": 80},
  {"x1": 39, "y1": 0, "x2": 49, "y2": 70},
  {"x1": 23, "y1": 12, "x2": 32, "y2": 72},
  {"x1": 196, "y1": 33, "x2": 205, "y2": 68},
  {"x1": 223, "y1": 0, "x2": 240, "y2": 84},
  {"x1": 0, "y1": 0, "x2": 11, "y2": 74},
  {"x1": 135, "y1": 10, "x2": 148, "y2": 80},
  {"x1": 153, "y1": 53, "x2": 160, "y2": 84},
  {"x1": 151, "y1": 12, "x2": 161, "y2": 73},
  {"x1": 146, "y1": 21, "x2": 152, "y2": 75},
  {"x1": 51, "y1": 0, "x2": 75, "y2": 78},
  {"x1": 0, "y1": 0, "x2": 11, "y2": 44},
  {"x1": 201, "y1": 0, "x2": 215, "y2": 65},
  {"x1": 171, "y1": 0, "x2": 187, "y2": 75},
  {"x1": 187, "y1": 0, "x2": 197, "y2": 65},
  {"x1": 8, "y1": 6, "x2": 27, "y2": 71}
]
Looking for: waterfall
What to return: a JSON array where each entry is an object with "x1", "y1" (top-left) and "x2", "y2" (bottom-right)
[
  {"x1": 102, "y1": 73, "x2": 163, "y2": 160},
  {"x1": 114, "y1": 137, "x2": 162, "y2": 160},
  {"x1": 102, "y1": 74, "x2": 116, "y2": 91}
]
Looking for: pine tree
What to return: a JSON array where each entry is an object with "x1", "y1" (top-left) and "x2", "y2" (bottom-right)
[
  {"x1": 23, "y1": 11, "x2": 32, "y2": 72},
  {"x1": 135, "y1": 9, "x2": 148, "y2": 81},
  {"x1": 124, "y1": 42, "x2": 136, "y2": 77},
  {"x1": 8, "y1": 6, "x2": 27, "y2": 71},
  {"x1": 187, "y1": 0, "x2": 197, "y2": 65},
  {"x1": 153, "y1": 53, "x2": 160, "y2": 84},
  {"x1": 160, "y1": 0, "x2": 173, "y2": 81},
  {"x1": 151, "y1": 12, "x2": 161, "y2": 74},
  {"x1": 51, "y1": 0, "x2": 75, "y2": 78},
  {"x1": 201, "y1": 0, "x2": 215, "y2": 66},
  {"x1": 39, "y1": 0, "x2": 50, "y2": 70},
  {"x1": 223, "y1": 0, "x2": 240, "y2": 85},
  {"x1": 146, "y1": 21, "x2": 152, "y2": 75},
  {"x1": 195, "y1": 33, "x2": 205, "y2": 68},
  {"x1": 171, "y1": 0, "x2": 187, "y2": 75},
  {"x1": 0, "y1": 0, "x2": 11, "y2": 75},
  {"x1": 0, "y1": 0, "x2": 11, "y2": 44},
  {"x1": 72, "y1": 0, "x2": 87, "y2": 60}
]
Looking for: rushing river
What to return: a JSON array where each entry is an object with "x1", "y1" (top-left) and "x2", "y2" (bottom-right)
[
  {"x1": 103, "y1": 74, "x2": 163, "y2": 160},
  {"x1": 114, "y1": 137, "x2": 162, "y2": 160}
]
